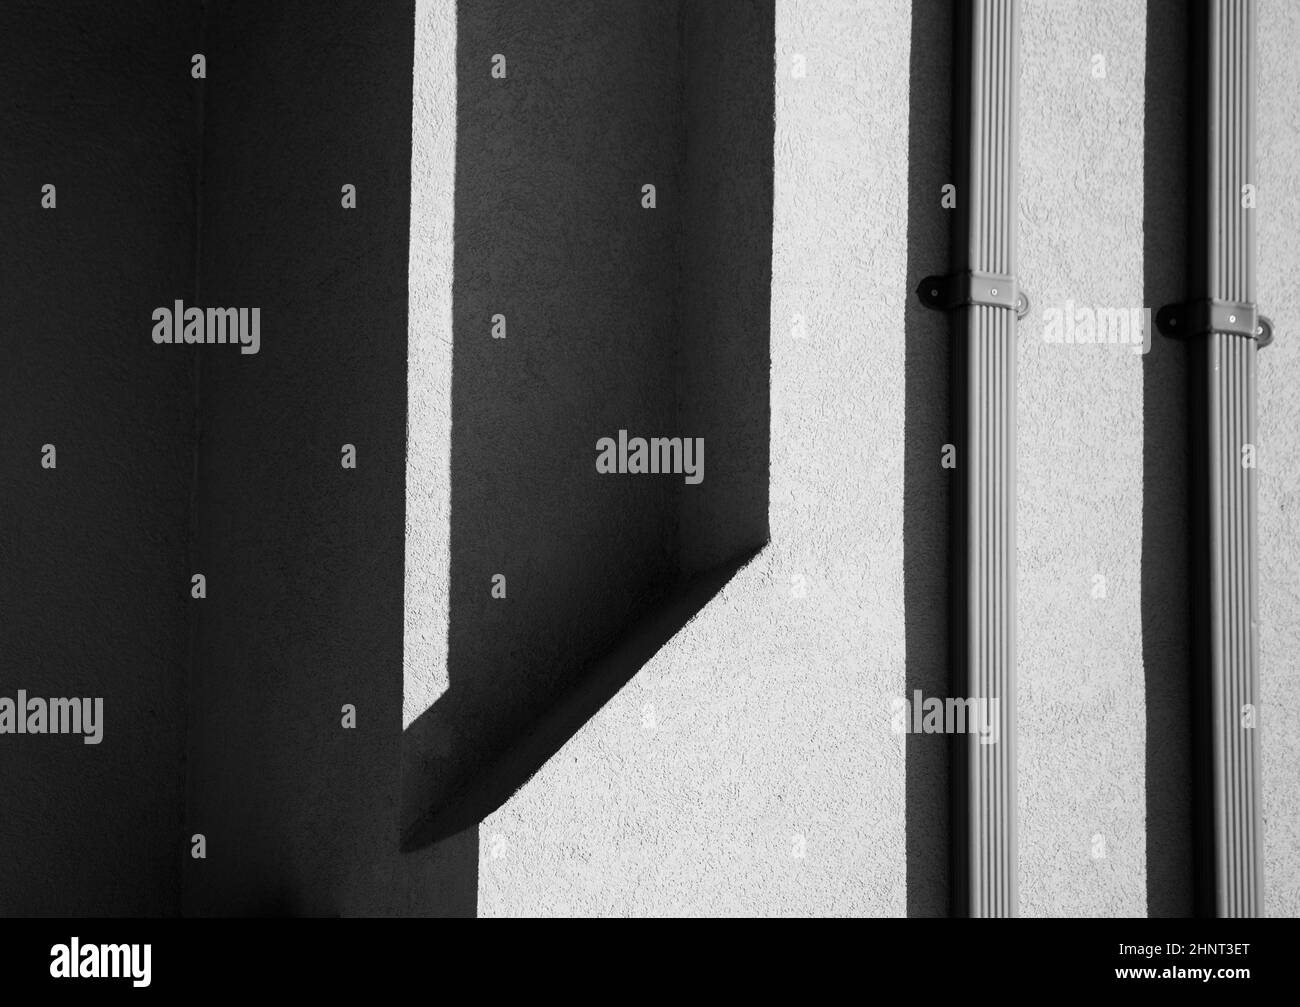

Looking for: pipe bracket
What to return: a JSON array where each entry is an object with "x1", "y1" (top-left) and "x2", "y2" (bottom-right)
[
  {"x1": 917, "y1": 270, "x2": 1030, "y2": 320},
  {"x1": 1156, "y1": 299, "x2": 1273, "y2": 348}
]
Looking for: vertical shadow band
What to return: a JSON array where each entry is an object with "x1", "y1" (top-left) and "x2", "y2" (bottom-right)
[
  {"x1": 904, "y1": 0, "x2": 953, "y2": 918},
  {"x1": 1142, "y1": 0, "x2": 1195, "y2": 918}
]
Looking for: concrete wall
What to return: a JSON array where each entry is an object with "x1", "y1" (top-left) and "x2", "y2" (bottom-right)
[
  {"x1": 401, "y1": 0, "x2": 774, "y2": 848},
  {"x1": 402, "y1": 0, "x2": 684, "y2": 844},
  {"x1": 0, "y1": 0, "x2": 199, "y2": 916},
  {"x1": 476, "y1": 0, "x2": 913, "y2": 916},
  {"x1": 179, "y1": 0, "x2": 476, "y2": 916}
]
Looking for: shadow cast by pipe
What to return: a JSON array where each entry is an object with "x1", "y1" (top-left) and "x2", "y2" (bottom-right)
[
  {"x1": 903, "y1": 0, "x2": 953, "y2": 918},
  {"x1": 1141, "y1": 0, "x2": 1194, "y2": 919}
]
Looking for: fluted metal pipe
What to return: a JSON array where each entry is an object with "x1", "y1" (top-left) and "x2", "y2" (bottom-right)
[
  {"x1": 1172, "y1": 0, "x2": 1267, "y2": 918},
  {"x1": 918, "y1": 0, "x2": 1023, "y2": 918}
]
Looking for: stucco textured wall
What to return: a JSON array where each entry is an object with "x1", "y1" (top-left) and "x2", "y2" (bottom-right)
[
  {"x1": 401, "y1": 0, "x2": 776, "y2": 850},
  {"x1": 475, "y1": 0, "x2": 913, "y2": 916},
  {"x1": 402, "y1": 0, "x2": 684, "y2": 842},
  {"x1": 1257, "y1": 0, "x2": 1300, "y2": 920},
  {"x1": 1018, "y1": 0, "x2": 1148, "y2": 917}
]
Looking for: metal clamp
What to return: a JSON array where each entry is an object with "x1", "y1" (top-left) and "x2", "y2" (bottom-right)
[
  {"x1": 1155, "y1": 299, "x2": 1273, "y2": 348},
  {"x1": 917, "y1": 270, "x2": 1030, "y2": 320}
]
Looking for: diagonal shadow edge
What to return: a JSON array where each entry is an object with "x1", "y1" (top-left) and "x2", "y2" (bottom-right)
[
  {"x1": 401, "y1": 542, "x2": 767, "y2": 851},
  {"x1": 400, "y1": 0, "x2": 774, "y2": 858}
]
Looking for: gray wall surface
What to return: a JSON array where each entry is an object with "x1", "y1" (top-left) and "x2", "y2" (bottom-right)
[
  {"x1": 474, "y1": 0, "x2": 915, "y2": 918},
  {"x1": 401, "y1": 0, "x2": 773, "y2": 848},
  {"x1": 0, "y1": 0, "x2": 199, "y2": 916},
  {"x1": 1257, "y1": 0, "x2": 1300, "y2": 920},
  {"x1": 177, "y1": 0, "x2": 477, "y2": 916},
  {"x1": 402, "y1": 0, "x2": 685, "y2": 844}
]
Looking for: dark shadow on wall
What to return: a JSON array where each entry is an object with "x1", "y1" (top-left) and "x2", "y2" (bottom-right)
[
  {"x1": 1141, "y1": 0, "x2": 1194, "y2": 918},
  {"x1": 0, "y1": 0, "x2": 771, "y2": 916},
  {"x1": 0, "y1": 0, "x2": 198, "y2": 917},
  {"x1": 180, "y1": 0, "x2": 476, "y2": 917},
  {"x1": 903, "y1": 0, "x2": 952, "y2": 918},
  {"x1": 401, "y1": 0, "x2": 774, "y2": 850}
]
